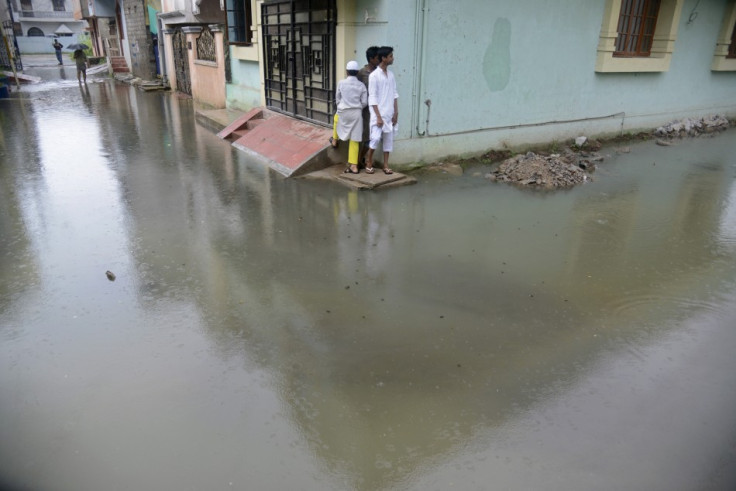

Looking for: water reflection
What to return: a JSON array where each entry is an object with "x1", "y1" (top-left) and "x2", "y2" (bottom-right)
[
  {"x1": 1, "y1": 81, "x2": 735, "y2": 490},
  {"x1": 116, "y1": 122, "x2": 736, "y2": 489},
  {"x1": 719, "y1": 180, "x2": 736, "y2": 249}
]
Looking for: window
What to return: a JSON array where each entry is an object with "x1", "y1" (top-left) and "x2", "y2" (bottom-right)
[
  {"x1": 225, "y1": 0, "x2": 252, "y2": 45},
  {"x1": 596, "y1": 0, "x2": 684, "y2": 72},
  {"x1": 711, "y1": 2, "x2": 736, "y2": 71},
  {"x1": 20, "y1": 0, "x2": 32, "y2": 11},
  {"x1": 52, "y1": 0, "x2": 65, "y2": 12},
  {"x1": 27, "y1": 27, "x2": 43, "y2": 36},
  {"x1": 615, "y1": 0, "x2": 661, "y2": 56}
]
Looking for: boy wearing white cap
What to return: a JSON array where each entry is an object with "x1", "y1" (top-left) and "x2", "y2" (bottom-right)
[{"x1": 331, "y1": 60, "x2": 368, "y2": 174}]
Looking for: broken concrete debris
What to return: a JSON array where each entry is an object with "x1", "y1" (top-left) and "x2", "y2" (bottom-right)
[
  {"x1": 654, "y1": 115, "x2": 730, "y2": 139},
  {"x1": 487, "y1": 148, "x2": 599, "y2": 189}
]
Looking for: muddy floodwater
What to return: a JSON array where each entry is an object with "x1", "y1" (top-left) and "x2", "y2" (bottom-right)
[{"x1": 1, "y1": 68, "x2": 736, "y2": 491}]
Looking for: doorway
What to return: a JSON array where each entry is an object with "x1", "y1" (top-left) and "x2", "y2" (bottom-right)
[
  {"x1": 172, "y1": 28, "x2": 191, "y2": 95},
  {"x1": 261, "y1": 0, "x2": 336, "y2": 126}
]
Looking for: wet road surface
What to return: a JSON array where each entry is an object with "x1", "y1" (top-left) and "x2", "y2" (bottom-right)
[{"x1": 1, "y1": 63, "x2": 736, "y2": 490}]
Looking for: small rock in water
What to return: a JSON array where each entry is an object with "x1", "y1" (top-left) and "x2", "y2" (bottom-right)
[{"x1": 105, "y1": 271, "x2": 116, "y2": 281}]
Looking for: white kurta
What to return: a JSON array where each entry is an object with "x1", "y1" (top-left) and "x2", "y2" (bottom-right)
[
  {"x1": 368, "y1": 68, "x2": 398, "y2": 133},
  {"x1": 335, "y1": 76, "x2": 367, "y2": 142}
]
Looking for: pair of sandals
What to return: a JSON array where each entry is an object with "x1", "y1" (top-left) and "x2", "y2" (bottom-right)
[
  {"x1": 364, "y1": 166, "x2": 393, "y2": 174},
  {"x1": 355, "y1": 166, "x2": 392, "y2": 174},
  {"x1": 359, "y1": 157, "x2": 393, "y2": 175},
  {"x1": 331, "y1": 138, "x2": 393, "y2": 175}
]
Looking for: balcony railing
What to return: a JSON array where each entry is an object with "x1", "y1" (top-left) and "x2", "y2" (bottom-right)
[{"x1": 19, "y1": 10, "x2": 74, "y2": 18}]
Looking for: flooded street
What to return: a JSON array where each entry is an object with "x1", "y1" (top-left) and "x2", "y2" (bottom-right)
[{"x1": 2, "y1": 63, "x2": 736, "y2": 491}]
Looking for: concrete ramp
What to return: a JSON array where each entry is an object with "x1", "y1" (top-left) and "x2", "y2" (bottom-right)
[
  {"x1": 218, "y1": 108, "x2": 334, "y2": 177},
  {"x1": 1, "y1": 71, "x2": 41, "y2": 84}
]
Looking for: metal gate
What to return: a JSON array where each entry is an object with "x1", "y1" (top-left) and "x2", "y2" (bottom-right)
[
  {"x1": 172, "y1": 28, "x2": 191, "y2": 95},
  {"x1": 1, "y1": 20, "x2": 22, "y2": 72},
  {"x1": 261, "y1": 0, "x2": 336, "y2": 126}
]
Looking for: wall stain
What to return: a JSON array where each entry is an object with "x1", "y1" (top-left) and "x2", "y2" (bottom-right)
[{"x1": 483, "y1": 18, "x2": 511, "y2": 92}]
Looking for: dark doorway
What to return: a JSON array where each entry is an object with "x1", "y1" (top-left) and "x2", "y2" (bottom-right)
[{"x1": 172, "y1": 28, "x2": 191, "y2": 95}]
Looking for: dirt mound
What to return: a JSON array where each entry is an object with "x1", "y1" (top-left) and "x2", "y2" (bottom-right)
[{"x1": 487, "y1": 151, "x2": 593, "y2": 189}]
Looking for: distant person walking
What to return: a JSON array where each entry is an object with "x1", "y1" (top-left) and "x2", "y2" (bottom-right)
[
  {"x1": 366, "y1": 46, "x2": 398, "y2": 175},
  {"x1": 330, "y1": 60, "x2": 368, "y2": 174},
  {"x1": 52, "y1": 39, "x2": 63, "y2": 65},
  {"x1": 73, "y1": 49, "x2": 88, "y2": 84}
]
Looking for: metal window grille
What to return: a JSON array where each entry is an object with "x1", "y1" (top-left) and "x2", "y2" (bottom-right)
[
  {"x1": 261, "y1": 0, "x2": 336, "y2": 126},
  {"x1": 728, "y1": 22, "x2": 736, "y2": 58},
  {"x1": 196, "y1": 27, "x2": 216, "y2": 62},
  {"x1": 614, "y1": 0, "x2": 661, "y2": 57}
]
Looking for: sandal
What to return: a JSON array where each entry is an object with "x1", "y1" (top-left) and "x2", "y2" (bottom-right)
[
  {"x1": 329, "y1": 137, "x2": 338, "y2": 149},
  {"x1": 364, "y1": 166, "x2": 375, "y2": 174},
  {"x1": 383, "y1": 168, "x2": 394, "y2": 175},
  {"x1": 344, "y1": 166, "x2": 359, "y2": 174}
]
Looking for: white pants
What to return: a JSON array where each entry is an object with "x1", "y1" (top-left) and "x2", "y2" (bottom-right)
[{"x1": 369, "y1": 125, "x2": 394, "y2": 153}]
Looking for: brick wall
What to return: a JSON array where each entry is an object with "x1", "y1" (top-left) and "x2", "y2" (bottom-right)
[{"x1": 122, "y1": 0, "x2": 155, "y2": 80}]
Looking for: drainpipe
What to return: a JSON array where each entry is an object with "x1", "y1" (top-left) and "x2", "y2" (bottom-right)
[
  {"x1": 413, "y1": 0, "x2": 429, "y2": 137},
  {"x1": 157, "y1": 15, "x2": 167, "y2": 85}
]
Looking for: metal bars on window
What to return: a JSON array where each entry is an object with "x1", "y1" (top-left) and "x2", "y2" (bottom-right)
[
  {"x1": 728, "y1": 21, "x2": 736, "y2": 58},
  {"x1": 261, "y1": 0, "x2": 336, "y2": 126},
  {"x1": 197, "y1": 27, "x2": 216, "y2": 62},
  {"x1": 614, "y1": 0, "x2": 661, "y2": 57}
]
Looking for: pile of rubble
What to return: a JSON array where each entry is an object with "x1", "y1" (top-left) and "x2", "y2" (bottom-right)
[
  {"x1": 114, "y1": 73, "x2": 168, "y2": 92},
  {"x1": 654, "y1": 115, "x2": 731, "y2": 139},
  {"x1": 487, "y1": 149, "x2": 599, "y2": 189}
]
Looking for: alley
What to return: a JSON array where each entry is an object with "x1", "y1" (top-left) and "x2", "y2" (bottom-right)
[{"x1": 1, "y1": 64, "x2": 736, "y2": 491}]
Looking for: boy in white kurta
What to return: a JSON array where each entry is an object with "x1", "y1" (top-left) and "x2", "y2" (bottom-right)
[
  {"x1": 366, "y1": 46, "x2": 398, "y2": 174},
  {"x1": 331, "y1": 61, "x2": 368, "y2": 174}
]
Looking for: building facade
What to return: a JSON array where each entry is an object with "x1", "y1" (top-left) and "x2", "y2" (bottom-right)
[
  {"x1": 6, "y1": 0, "x2": 87, "y2": 52},
  {"x1": 180, "y1": 0, "x2": 736, "y2": 166}
]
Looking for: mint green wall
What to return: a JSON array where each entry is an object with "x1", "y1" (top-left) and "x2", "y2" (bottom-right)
[
  {"x1": 225, "y1": 1, "x2": 735, "y2": 165},
  {"x1": 353, "y1": 0, "x2": 736, "y2": 165},
  {"x1": 226, "y1": 56, "x2": 261, "y2": 112}
]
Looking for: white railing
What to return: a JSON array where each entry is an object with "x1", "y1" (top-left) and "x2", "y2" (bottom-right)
[
  {"x1": 105, "y1": 37, "x2": 121, "y2": 57},
  {"x1": 19, "y1": 10, "x2": 74, "y2": 18}
]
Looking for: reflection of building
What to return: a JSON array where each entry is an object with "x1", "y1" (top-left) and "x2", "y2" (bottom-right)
[{"x1": 563, "y1": 154, "x2": 733, "y2": 313}]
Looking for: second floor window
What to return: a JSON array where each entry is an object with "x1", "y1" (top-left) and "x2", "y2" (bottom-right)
[
  {"x1": 225, "y1": 0, "x2": 252, "y2": 45},
  {"x1": 614, "y1": 0, "x2": 661, "y2": 57},
  {"x1": 52, "y1": 0, "x2": 65, "y2": 11},
  {"x1": 20, "y1": 0, "x2": 32, "y2": 11}
]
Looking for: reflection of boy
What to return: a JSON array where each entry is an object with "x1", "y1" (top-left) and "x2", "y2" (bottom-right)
[
  {"x1": 53, "y1": 39, "x2": 63, "y2": 65},
  {"x1": 331, "y1": 61, "x2": 368, "y2": 174},
  {"x1": 366, "y1": 46, "x2": 398, "y2": 175},
  {"x1": 73, "y1": 49, "x2": 88, "y2": 84},
  {"x1": 357, "y1": 46, "x2": 379, "y2": 167}
]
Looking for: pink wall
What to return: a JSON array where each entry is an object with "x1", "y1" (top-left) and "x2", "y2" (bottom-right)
[{"x1": 186, "y1": 26, "x2": 226, "y2": 109}]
